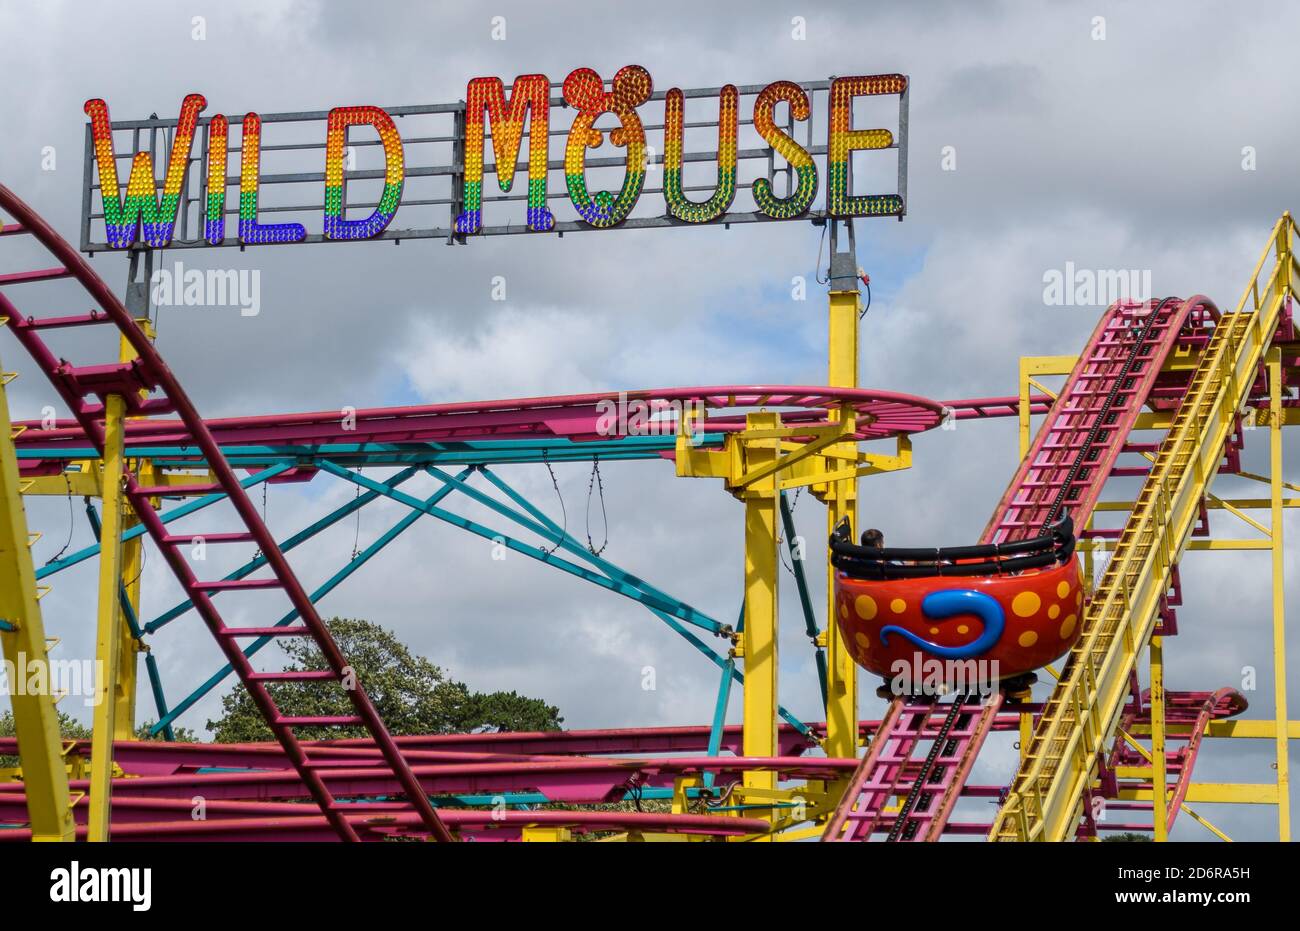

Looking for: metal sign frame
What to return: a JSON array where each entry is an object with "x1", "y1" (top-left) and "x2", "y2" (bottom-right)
[{"x1": 80, "y1": 74, "x2": 908, "y2": 252}]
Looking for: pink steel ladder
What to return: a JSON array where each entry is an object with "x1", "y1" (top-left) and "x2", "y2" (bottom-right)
[
  {"x1": 0, "y1": 184, "x2": 451, "y2": 842},
  {"x1": 827, "y1": 298, "x2": 1203, "y2": 842},
  {"x1": 822, "y1": 694, "x2": 1002, "y2": 842}
]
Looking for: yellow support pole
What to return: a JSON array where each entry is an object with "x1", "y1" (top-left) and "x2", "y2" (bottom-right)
[
  {"x1": 113, "y1": 326, "x2": 150, "y2": 740},
  {"x1": 1267, "y1": 346, "x2": 1291, "y2": 841},
  {"x1": 521, "y1": 826, "x2": 571, "y2": 842},
  {"x1": 115, "y1": 518, "x2": 141, "y2": 739},
  {"x1": 1018, "y1": 357, "x2": 1033, "y2": 461},
  {"x1": 824, "y1": 273, "x2": 859, "y2": 764},
  {"x1": 740, "y1": 411, "x2": 781, "y2": 834},
  {"x1": 1150, "y1": 635, "x2": 1167, "y2": 841},
  {"x1": 86, "y1": 393, "x2": 128, "y2": 842},
  {"x1": 0, "y1": 361, "x2": 74, "y2": 841}
]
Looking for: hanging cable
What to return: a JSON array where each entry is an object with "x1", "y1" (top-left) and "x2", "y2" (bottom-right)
[
  {"x1": 858, "y1": 268, "x2": 872, "y2": 319},
  {"x1": 43, "y1": 473, "x2": 75, "y2": 566},
  {"x1": 350, "y1": 470, "x2": 363, "y2": 560},
  {"x1": 540, "y1": 450, "x2": 566, "y2": 556},
  {"x1": 585, "y1": 455, "x2": 608, "y2": 556},
  {"x1": 814, "y1": 221, "x2": 830, "y2": 285},
  {"x1": 123, "y1": 534, "x2": 146, "y2": 588},
  {"x1": 778, "y1": 486, "x2": 802, "y2": 577},
  {"x1": 251, "y1": 480, "x2": 268, "y2": 560}
]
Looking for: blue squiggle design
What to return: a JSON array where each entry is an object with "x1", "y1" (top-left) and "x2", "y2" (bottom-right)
[{"x1": 879, "y1": 589, "x2": 1005, "y2": 659}]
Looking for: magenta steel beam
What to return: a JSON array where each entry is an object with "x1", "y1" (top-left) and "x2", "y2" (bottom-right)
[
  {"x1": 0, "y1": 712, "x2": 1041, "y2": 775},
  {"x1": 14, "y1": 755, "x2": 862, "y2": 806},
  {"x1": 0, "y1": 184, "x2": 451, "y2": 843},
  {"x1": 942, "y1": 394, "x2": 1053, "y2": 420},
  {"x1": 0, "y1": 805, "x2": 772, "y2": 842},
  {"x1": 16, "y1": 385, "x2": 948, "y2": 452}
]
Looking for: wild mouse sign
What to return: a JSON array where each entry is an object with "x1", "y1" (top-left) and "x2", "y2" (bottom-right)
[{"x1": 79, "y1": 66, "x2": 908, "y2": 251}]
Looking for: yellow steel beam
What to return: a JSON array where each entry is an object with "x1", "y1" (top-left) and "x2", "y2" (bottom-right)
[
  {"x1": 1267, "y1": 346, "x2": 1291, "y2": 841},
  {"x1": 1150, "y1": 635, "x2": 1167, "y2": 841},
  {"x1": 1130, "y1": 719, "x2": 1300, "y2": 739},
  {"x1": 86, "y1": 393, "x2": 128, "y2": 842},
  {"x1": 521, "y1": 826, "x2": 572, "y2": 842},
  {"x1": 1112, "y1": 728, "x2": 1228, "y2": 840},
  {"x1": 110, "y1": 325, "x2": 155, "y2": 740},
  {"x1": 1018, "y1": 355, "x2": 1076, "y2": 459},
  {"x1": 823, "y1": 287, "x2": 860, "y2": 775},
  {"x1": 22, "y1": 469, "x2": 101, "y2": 497},
  {"x1": 1119, "y1": 783, "x2": 1279, "y2": 805},
  {"x1": 732, "y1": 417, "x2": 851, "y2": 489},
  {"x1": 0, "y1": 361, "x2": 74, "y2": 841},
  {"x1": 1181, "y1": 807, "x2": 1234, "y2": 842},
  {"x1": 1092, "y1": 498, "x2": 1300, "y2": 512},
  {"x1": 737, "y1": 410, "x2": 781, "y2": 835}
]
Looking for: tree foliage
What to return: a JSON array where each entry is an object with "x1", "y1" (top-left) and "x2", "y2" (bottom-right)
[
  {"x1": 207, "y1": 617, "x2": 563, "y2": 742},
  {"x1": 0, "y1": 710, "x2": 197, "y2": 767}
]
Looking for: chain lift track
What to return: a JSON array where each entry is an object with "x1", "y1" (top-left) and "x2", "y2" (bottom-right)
[
  {"x1": 994, "y1": 222, "x2": 1296, "y2": 840},
  {"x1": 825, "y1": 295, "x2": 1207, "y2": 841},
  {"x1": 0, "y1": 184, "x2": 452, "y2": 843}
]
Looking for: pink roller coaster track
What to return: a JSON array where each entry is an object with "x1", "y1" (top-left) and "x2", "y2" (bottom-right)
[
  {"x1": 0, "y1": 184, "x2": 451, "y2": 842},
  {"x1": 17, "y1": 386, "x2": 945, "y2": 454},
  {"x1": 2, "y1": 183, "x2": 1247, "y2": 842},
  {"x1": 824, "y1": 294, "x2": 1231, "y2": 842},
  {"x1": 0, "y1": 184, "x2": 953, "y2": 841}
]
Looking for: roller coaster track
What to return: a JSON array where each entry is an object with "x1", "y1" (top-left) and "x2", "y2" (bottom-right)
[
  {"x1": 821, "y1": 694, "x2": 1003, "y2": 841},
  {"x1": 991, "y1": 216, "x2": 1296, "y2": 841},
  {"x1": 825, "y1": 294, "x2": 1212, "y2": 841},
  {"x1": 0, "y1": 185, "x2": 452, "y2": 842}
]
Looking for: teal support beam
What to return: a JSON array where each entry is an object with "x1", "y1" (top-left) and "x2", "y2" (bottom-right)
[
  {"x1": 16, "y1": 434, "x2": 727, "y2": 470},
  {"x1": 471, "y1": 466, "x2": 725, "y2": 635},
  {"x1": 36, "y1": 462, "x2": 293, "y2": 579},
  {"x1": 150, "y1": 468, "x2": 470, "y2": 735},
  {"x1": 144, "y1": 465, "x2": 423, "y2": 635},
  {"x1": 780, "y1": 491, "x2": 828, "y2": 709},
  {"x1": 427, "y1": 466, "x2": 809, "y2": 735},
  {"x1": 316, "y1": 460, "x2": 726, "y2": 636},
  {"x1": 702, "y1": 600, "x2": 744, "y2": 790}
]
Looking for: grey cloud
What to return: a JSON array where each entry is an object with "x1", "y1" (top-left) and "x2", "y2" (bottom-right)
[{"x1": 1, "y1": 0, "x2": 1296, "y2": 839}]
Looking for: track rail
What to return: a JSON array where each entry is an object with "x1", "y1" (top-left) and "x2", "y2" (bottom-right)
[
  {"x1": 984, "y1": 297, "x2": 1199, "y2": 544},
  {"x1": 826, "y1": 296, "x2": 1209, "y2": 842},
  {"x1": 0, "y1": 184, "x2": 451, "y2": 842},
  {"x1": 992, "y1": 218, "x2": 1296, "y2": 841},
  {"x1": 821, "y1": 694, "x2": 1003, "y2": 842}
]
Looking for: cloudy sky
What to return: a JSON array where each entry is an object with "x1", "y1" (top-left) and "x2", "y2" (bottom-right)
[{"x1": 1, "y1": 0, "x2": 1297, "y2": 840}]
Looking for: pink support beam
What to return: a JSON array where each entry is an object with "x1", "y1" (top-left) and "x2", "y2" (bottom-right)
[{"x1": 15, "y1": 385, "x2": 948, "y2": 454}]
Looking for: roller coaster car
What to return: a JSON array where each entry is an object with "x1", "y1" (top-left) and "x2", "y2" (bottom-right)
[{"x1": 829, "y1": 517, "x2": 1083, "y2": 683}]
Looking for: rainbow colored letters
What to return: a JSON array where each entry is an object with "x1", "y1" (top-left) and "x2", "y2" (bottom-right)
[{"x1": 84, "y1": 70, "x2": 906, "y2": 248}]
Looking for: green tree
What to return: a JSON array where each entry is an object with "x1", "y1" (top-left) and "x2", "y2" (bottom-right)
[
  {"x1": 134, "y1": 722, "x2": 200, "y2": 742},
  {"x1": 207, "y1": 617, "x2": 563, "y2": 742},
  {"x1": 0, "y1": 710, "x2": 199, "y2": 767},
  {"x1": 0, "y1": 709, "x2": 90, "y2": 768},
  {"x1": 1102, "y1": 832, "x2": 1153, "y2": 842}
]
